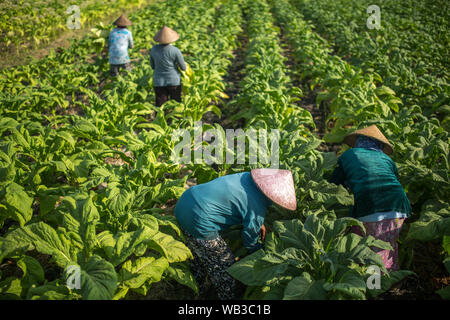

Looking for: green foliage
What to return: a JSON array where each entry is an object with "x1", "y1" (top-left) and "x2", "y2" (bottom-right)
[{"x1": 228, "y1": 215, "x2": 408, "y2": 299}]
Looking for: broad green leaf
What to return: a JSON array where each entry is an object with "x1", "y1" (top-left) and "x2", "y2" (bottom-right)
[
  {"x1": 283, "y1": 273, "x2": 327, "y2": 300},
  {"x1": 1, "y1": 182, "x2": 33, "y2": 226},
  {"x1": 109, "y1": 228, "x2": 158, "y2": 266},
  {"x1": 106, "y1": 186, "x2": 134, "y2": 213},
  {"x1": 0, "y1": 277, "x2": 23, "y2": 299},
  {"x1": 26, "y1": 281, "x2": 72, "y2": 300},
  {"x1": 130, "y1": 213, "x2": 159, "y2": 232},
  {"x1": 79, "y1": 255, "x2": 117, "y2": 300},
  {"x1": 227, "y1": 250, "x2": 266, "y2": 286},
  {"x1": 437, "y1": 285, "x2": 450, "y2": 300},
  {"x1": 0, "y1": 222, "x2": 76, "y2": 267},
  {"x1": 60, "y1": 194, "x2": 100, "y2": 253},
  {"x1": 148, "y1": 231, "x2": 193, "y2": 263},
  {"x1": 253, "y1": 253, "x2": 291, "y2": 285},
  {"x1": 17, "y1": 255, "x2": 45, "y2": 290},
  {"x1": 165, "y1": 262, "x2": 198, "y2": 294},
  {"x1": 120, "y1": 256, "x2": 169, "y2": 289},
  {"x1": 323, "y1": 270, "x2": 366, "y2": 299}
]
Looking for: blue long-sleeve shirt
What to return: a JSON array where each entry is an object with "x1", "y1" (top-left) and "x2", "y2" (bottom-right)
[
  {"x1": 108, "y1": 28, "x2": 133, "y2": 65},
  {"x1": 174, "y1": 172, "x2": 272, "y2": 253}
]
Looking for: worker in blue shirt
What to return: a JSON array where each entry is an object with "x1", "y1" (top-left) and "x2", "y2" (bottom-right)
[
  {"x1": 175, "y1": 169, "x2": 297, "y2": 300},
  {"x1": 108, "y1": 15, "x2": 134, "y2": 77}
]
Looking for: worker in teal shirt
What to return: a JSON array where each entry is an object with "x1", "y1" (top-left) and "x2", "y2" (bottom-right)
[
  {"x1": 329, "y1": 125, "x2": 411, "y2": 271},
  {"x1": 175, "y1": 169, "x2": 297, "y2": 300}
]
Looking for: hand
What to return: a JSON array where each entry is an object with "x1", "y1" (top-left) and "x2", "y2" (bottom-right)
[{"x1": 259, "y1": 224, "x2": 267, "y2": 241}]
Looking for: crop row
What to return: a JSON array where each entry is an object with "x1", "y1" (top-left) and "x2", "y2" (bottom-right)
[
  {"x1": 291, "y1": 0, "x2": 449, "y2": 121},
  {"x1": 0, "y1": 0, "x2": 244, "y2": 300},
  {"x1": 272, "y1": 0, "x2": 449, "y2": 298},
  {"x1": 0, "y1": 0, "x2": 150, "y2": 54},
  {"x1": 223, "y1": 0, "x2": 408, "y2": 300}
]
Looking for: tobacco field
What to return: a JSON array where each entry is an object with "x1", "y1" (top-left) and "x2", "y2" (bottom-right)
[{"x1": 0, "y1": 0, "x2": 448, "y2": 300}]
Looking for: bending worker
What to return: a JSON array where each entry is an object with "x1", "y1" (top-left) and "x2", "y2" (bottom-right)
[
  {"x1": 150, "y1": 26, "x2": 186, "y2": 107},
  {"x1": 329, "y1": 125, "x2": 411, "y2": 272},
  {"x1": 174, "y1": 169, "x2": 297, "y2": 300}
]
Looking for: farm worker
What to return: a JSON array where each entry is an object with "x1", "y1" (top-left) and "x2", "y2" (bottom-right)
[
  {"x1": 328, "y1": 125, "x2": 411, "y2": 272},
  {"x1": 150, "y1": 26, "x2": 186, "y2": 107},
  {"x1": 108, "y1": 15, "x2": 134, "y2": 77},
  {"x1": 174, "y1": 169, "x2": 297, "y2": 299}
]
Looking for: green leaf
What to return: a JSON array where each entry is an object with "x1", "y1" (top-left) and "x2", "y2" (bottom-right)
[
  {"x1": 97, "y1": 227, "x2": 157, "y2": 266},
  {"x1": 119, "y1": 256, "x2": 169, "y2": 289},
  {"x1": 79, "y1": 255, "x2": 117, "y2": 300},
  {"x1": 26, "y1": 281, "x2": 72, "y2": 300},
  {"x1": 60, "y1": 194, "x2": 100, "y2": 254},
  {"x1": 407, "y1": 201, "x2": 450, "y2": 242},
  {"x1": 227, "y1": 250, "x2": 266, "y2": 286},
  {"x1": 147, "y1": 231, "x2": 193, "y2": 263},
  {"x1": 252, "y1": 253, "x2": 290, "y2": 285},
  {"x1": 323, "y1": 270, "x2": 366, "y2": 299},
  {"x1": 1, "y1": 182, "x2": 33, "y2": 226},
  {"x1": 0, "y1": 222, "x2": 76, "y2": 267},
  {"x1": 38, "y1": 194, "x2": 61, "y2": 216},
  {"x1": 106, "y1": 186, "x2": 134, "y2": 213},
  {"x1": 437, "y1": 285, "x2": 450, "y2": 300},
  {"x1": 165, "y1": 262, "x2": 198, "y2": 294},
  {"x1": 17, "y1": 255, "x2": 45, "y2": 290},
  {"x1": 375, "y1": 86, "x2": 396, "y2": 96},
  {"x1": 0, "y1": 277, "x2": 23, "y2": 299},
  {"x1": 283, "y1": 273, "x2": 327, "y2": 300}
]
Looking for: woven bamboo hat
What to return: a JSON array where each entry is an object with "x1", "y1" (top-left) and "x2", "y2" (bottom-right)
[
  {"x1": 154, "y1": 26, "x2": 179, "y2": 44},
  {"x1": 251, "y1": 169, "x2": 297, "y2": 211},
  {"x1": 113, "y1": 15, "x2": 132, "y2": 27},
  {"x1": 343, "y1": 125, "x2": 394, "y2": 155}
]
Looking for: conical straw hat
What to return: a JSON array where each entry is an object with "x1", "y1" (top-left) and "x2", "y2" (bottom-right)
[
  {"x1": 343, "y1": 125, "x2": 394, "y2": 155},
  {"x1": 154, "y1": 26, "x2": 179, "y2": 44},
  {"x1": 251, "y1": 169, "x2": 297, "y2": 211},
  {"x1": 113, "y1": 15, "x2": 132, "y2": 27}
]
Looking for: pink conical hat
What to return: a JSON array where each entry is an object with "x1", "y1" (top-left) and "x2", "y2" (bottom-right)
[{"x1": 251, "y1": 169, "x2": 297, "y2": 211}]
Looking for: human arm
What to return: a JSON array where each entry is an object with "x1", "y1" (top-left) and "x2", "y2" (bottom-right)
[
  {"x1": 128, "y1": 32, "x2": 134, "y2": 49},
  {"x1": 175, "y1": 48, "x2": 186, "y2": 71},
  {"x1": 242, "y1": 209, "x2": 265, "y2": 254},
  {"x1": 260, "y1": 224, "x2": 267, "y2": 241},
  {"x1": 150, "y1": 52, "x2": 155, "y2": 69}
]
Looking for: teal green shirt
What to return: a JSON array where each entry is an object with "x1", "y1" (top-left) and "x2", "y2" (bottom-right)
[
  {"x1": 174, "y1": 172, "x2": 272, "y2": 253},
  {"x1": 150, "y1": 44, "x2": 186, "y2": 87},
  {"x1": 329, "y1": 148, "x2": 411, "y2": 219}
]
